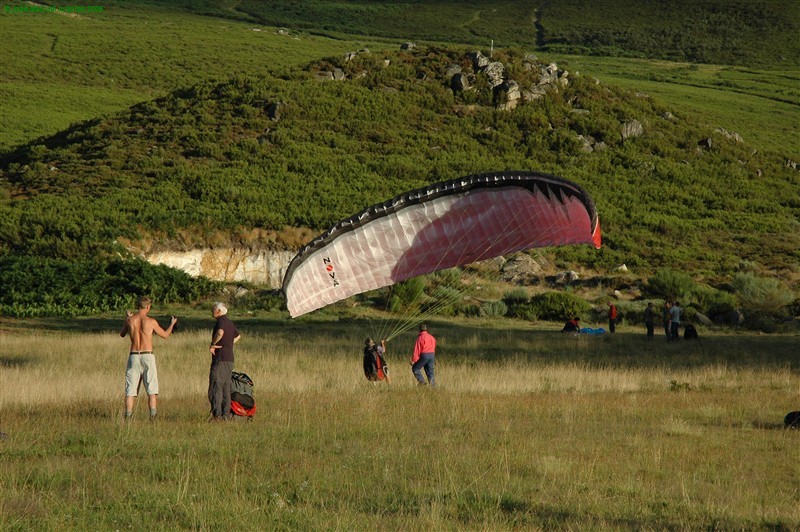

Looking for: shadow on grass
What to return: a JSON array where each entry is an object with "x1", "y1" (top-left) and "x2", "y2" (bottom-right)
[
  {"x1": 3, "y1": 314, "x2": 799, "y2": 372},
  {"x1": 0, "y1": 355, "x2": 36, "y2": 368},
  {"x1": 751, "y1": 420, "x2": 789, "y2": 430}
]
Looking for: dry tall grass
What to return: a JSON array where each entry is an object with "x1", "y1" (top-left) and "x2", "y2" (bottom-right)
[
  {"x1": 1, "y1": 323, "x2": 796, "y2": 405},
  {"x1": 0, "y1": 316, "x2": 798, "y2": 529}
]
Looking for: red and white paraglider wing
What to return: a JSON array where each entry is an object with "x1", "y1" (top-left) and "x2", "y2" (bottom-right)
[{"x1": 282, "y1": 171, "x2": 601, "y2": 317}]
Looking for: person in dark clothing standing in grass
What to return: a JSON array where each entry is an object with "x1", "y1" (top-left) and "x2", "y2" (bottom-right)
[
  {"x1": 644, "y1": 302, "x2": 655, "y2": 340},
  {"x1": 663, "y1": 301, "x2": 672, "y2": 340},
  {"x1": 208, "y1": 302, "x2": 241, "y2": 421},
  {"x1": 669, "y1": 301, "x2": 682, "y2": 342}
]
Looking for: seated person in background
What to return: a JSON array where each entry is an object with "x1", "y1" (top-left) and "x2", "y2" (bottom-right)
[{"x1": 561, "y1": 317, "x2": 580, "y2": 333}]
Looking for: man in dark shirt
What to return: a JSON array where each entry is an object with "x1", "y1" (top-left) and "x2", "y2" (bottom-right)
[{"x1": 208, "y1": 302, "x2": 241, "y2": 420}]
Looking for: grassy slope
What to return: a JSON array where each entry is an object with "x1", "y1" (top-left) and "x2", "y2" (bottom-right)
[
  {"x1": 1, "y1": 4, "x2": 798, "y2": 526},
  {"x1": 0, "y1": 1, "x2": 376, "y2": 150},
  {"x1": 539, "y1": 0, "x2": 800, "y2": 63},
  {"x1": 552, "y1": 56, "x2": 800, "y2": 157}
]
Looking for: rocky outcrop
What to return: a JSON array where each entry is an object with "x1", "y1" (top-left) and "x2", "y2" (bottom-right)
[
  {"x1": 312, "y1": 46, "x2": 573, "y2": 113},
  {"x1": 500, "y1": 253, "x2": 545, "y2": 283},
  {"x1": 483, "y1": 61, "x2": 506, "y2": 88},
  {"x1": 144, "y1": 248, "x2": 296, "y2": 288}
]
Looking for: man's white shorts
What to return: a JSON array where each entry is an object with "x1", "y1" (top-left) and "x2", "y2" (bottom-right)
[{"x1": 125, "y1": 352, "x2": 158, "y2": 396}]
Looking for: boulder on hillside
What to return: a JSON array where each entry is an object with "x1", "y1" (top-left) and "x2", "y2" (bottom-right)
[
  {"x1": 496, "y1": 80, "x2": 520, "y2": 110},
  {"x1": 621, "y1": 119, "x2": 643, "y2": 140},
  {"x1": 444, "y1": 64, "x2": 462, "y2": 80},
  {"x1": 693, "y1": 311, "x2": 713, "y2": 326},
  {"x1": 266, "y1": 102, "x2": 283, "y2": 121},
  {"x1": 721, "y1": 309, "x2": 745, "y2": 326},
  {"x1": 715, "y1": 128, "x2": 743, "y2": 143},
  {"x1": 576, "y1": 135, "x2": 594, "y2": 153},
  {"x1": 555, "y1": 270, "x2": 580, "y2": 284},
  {"x1": 500, "y1": 253, "x2": 545, "y2": 283},
  {"x1": 451, "y1": 72, "x2": 472, "y2": 92},
  {"x1": 539, "y1": 63, "x2": 559, "y2": 85},
  {"x1": 698, "y1": 137, "x2": 713, "y2": 149},
  {"x1": 523, "y1": 85, "x2": 548, "y2": 101}
]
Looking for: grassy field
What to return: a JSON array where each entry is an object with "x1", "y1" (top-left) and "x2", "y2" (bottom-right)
[{"x1": 1, "y1": 312, "x2": 797, "y2": 529}]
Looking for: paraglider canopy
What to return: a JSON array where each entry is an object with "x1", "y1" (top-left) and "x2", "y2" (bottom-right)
[{"x1": 282, "y1": 171, "x2": 601, "y2": 318}]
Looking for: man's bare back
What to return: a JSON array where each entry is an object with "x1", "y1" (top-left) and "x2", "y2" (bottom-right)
[{"x1": 120, "y1": 303, "x2": 177, "y2": 352}]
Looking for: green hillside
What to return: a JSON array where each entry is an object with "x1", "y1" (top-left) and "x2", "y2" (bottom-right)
[
  {"x1": 1, "y1": 1, "x2": 798, "y2": 152},
  {"x1": 2, "y1": 47, "x2": 797, "y2": 267},
  {"x1": 172, "y1": 0, "x2": 800, "y2": 66},
  {"x1": 0, "y1": 1, "x2": 798, "y2": 318}
]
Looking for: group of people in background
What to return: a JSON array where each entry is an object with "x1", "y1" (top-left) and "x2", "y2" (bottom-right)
[
  {"x1": 561, "y1": 299, "x2": 687, "y2": 341},
  {"x1": 646, "y1": 300, "x2": 685, "y2": 341},
  {"x1": 621, "y1": 298, "x2": 685, "y2": 340},
  {"x1": 120, "y1": 297, "x2": 241, "y2": 421}
]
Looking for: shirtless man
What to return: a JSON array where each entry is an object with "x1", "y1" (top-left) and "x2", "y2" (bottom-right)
[{"x1": 120, "y1": 296, "x2": 177, "y2": 420}]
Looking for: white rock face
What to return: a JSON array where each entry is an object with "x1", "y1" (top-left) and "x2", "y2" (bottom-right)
[{"x1": 145, "y1": 248, "x2": 296, "y2": 288}]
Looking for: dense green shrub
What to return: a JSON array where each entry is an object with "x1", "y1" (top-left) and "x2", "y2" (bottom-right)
[
  {"x1": 646, "y1": 269, "x2": 698, "y2": 301},
  {"x1": 511, "y1": 302, "x2": 538, "y2": 322},
  {"x1": 732, "y1": 273, "x2": 794, "y2": 314},
  {"x1": 423, "y1": 285, "x2": 465, "y2": 316},
  {"x1": 231, "y1": 288, "x2": 286, "y2": 312},
  {"x1": 502, "y1": 288, "x2": 530, "y2": 318},
  {"x1": 0, "y1": 255, "x2": 223, "y2": 317},
  {"x1": 387, "y1": 277, "x2": 426, "y2": 313},
  {"x1": 702, "y1": 289, "x2": 738, "y2": 319},
  {"x1": 429, "y1": 268, "x2": 462, "y2": 289},
  {"x1": 529, "y1": 292, "x2": 591, "y2": 322},
  {"x1": 481, "y1": 300, "x2": 508, "y2": 318}
]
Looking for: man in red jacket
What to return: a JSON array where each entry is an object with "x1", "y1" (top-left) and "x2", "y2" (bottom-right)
[{"x1": 411, "y1": 323, "x2": 436, "y2": 386}]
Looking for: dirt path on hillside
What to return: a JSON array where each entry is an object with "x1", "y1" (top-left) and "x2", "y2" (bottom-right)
[{"x1": 533, "y1": 2, "x2": 548, "y2": 48}]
